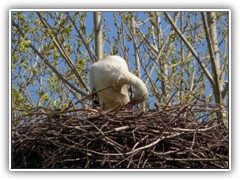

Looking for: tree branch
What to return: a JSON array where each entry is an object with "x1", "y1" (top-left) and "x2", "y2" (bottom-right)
[
  {"x1": 66, "y1": 12, "x2": 97, "y2": 62},
  {"x1": 130, "y1": 15, "x2": 141, "y2": 78},
  {"x1": 164, "y1": 12, "x2": 215, "y2": 87}
]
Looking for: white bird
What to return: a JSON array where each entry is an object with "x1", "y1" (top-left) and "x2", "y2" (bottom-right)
[{"x1": 89, "y1": 55, "x2": 148, "y2": 111}]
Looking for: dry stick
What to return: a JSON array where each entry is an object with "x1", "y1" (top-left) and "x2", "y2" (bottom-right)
[
  {"x1": 81, "y1": 118, "x2": 125, "y2": 151},
  {"x1": 59, "y1": 130, "x2": 184, "y2": 157},
  {"x1": 138, "y1": 150, "x2": 145, "y2": 168},
  {"x1": 142, "y1": 145, "x2": 156, "y2": 168},
  {"x1": 190, "y1": 130, "x2": 197, "y2": 150},
  {"x1": 126, "y1": 132, "x2": 146, "y2": 167},
  {"x1": 124, "y1": 132, "x2": 183, "y2": 156},
  {"x1": 114, "y1": 126, "x2": 130, "y2": 132},
  {"x1": 132, "y1": 135, "x2": 149, "y2": 150},
  {"x1": 12, "y1": 20, "x2": 88, "y2": 98},
  {"x1": 150, "y1": 149, "x2": 179, "y2": 156},
  {"x1": 165, "y1": 158, "x2": 226, "y2": 162},
  {"x1": 115, "y1": 133, "x2": 147, "y2": 167},
  {"x1": 172, "y1": 125, "x2": 218, "y2": 132},
  {"x1": 60, "y1": 121, "x2": 88, "y2": 133},
  {"x1": 73, "y1": 83, "x2": 118, "y2": 107},
  {"x1": 162, "y1": 89, "x2": 178, "y2": 111},
  {"x1": 113, "y1": 151, "x2": 139, "y2": 168}
]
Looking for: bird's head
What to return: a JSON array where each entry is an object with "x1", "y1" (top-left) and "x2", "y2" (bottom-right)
[{"x1": 128, "y1": 77, "x2": 149, "y2": 106}]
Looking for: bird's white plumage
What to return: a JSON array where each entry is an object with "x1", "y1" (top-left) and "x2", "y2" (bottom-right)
[{"x1": 89, "y1": 55, "x2": 148, "y2": 111}]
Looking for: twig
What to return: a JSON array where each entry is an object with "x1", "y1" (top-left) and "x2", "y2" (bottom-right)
[{"x1": 163, "y1": 89, "x2": 178, "y2": 111}]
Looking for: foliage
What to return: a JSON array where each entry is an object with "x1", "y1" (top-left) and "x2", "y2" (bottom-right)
[{"x1": 11, "y1": 11, "x2": 229, "y2": 124}]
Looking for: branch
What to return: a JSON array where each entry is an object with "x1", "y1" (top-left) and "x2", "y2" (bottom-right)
[
  {"x1": 221, "y1": 82, "x2": 229, "y2": 99},
  {"x1": 131, "y1": 14, "x2": 141, "y2": 77},
  {"x1": 162, "y1": 89, "x2": 178, "y2": 111},
  {"x1": 66, "y1": 12, "x2": 97, "y2": 62},
  {"x1": 136, "y1": 27, "x2": 158, "y2": 55},
  {"x1": 164, "y1": 12, "x2": 215, "y2": 86}
]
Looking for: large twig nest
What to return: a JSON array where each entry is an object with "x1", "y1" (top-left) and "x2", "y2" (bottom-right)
[{"x1": 12, "y1": 104, "x2": 229, "y2": 169}]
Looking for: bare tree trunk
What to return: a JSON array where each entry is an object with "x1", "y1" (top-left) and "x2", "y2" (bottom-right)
[
  {"x1": 207, "y1": 13, "x2": 221, "y2": 77},
  {"x1": 206, "y1": 12, "x2": 227, "y2": 126},
  {"x1": 94, "y1": 12, "x2": 104, "y2": 60},
  {"x1": 204, "y1": 12, "x2": 222, "y2": 105},
  {"x1": 131, "y1": 15, "x2": 141, "y2": 78}
]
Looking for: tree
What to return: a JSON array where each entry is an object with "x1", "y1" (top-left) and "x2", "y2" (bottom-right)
[{"x1": 11, "y1": 11, "x2": 229, "y2": 126}]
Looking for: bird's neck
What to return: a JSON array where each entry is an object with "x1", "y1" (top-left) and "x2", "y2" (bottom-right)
[{"x1": 124, "y1": 72, "x2": 148, "y2": 103}]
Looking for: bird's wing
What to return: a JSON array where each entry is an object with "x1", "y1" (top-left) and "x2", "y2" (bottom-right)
[{"x1": 89, "y1": 58, "x2": 128, "y2": 90}]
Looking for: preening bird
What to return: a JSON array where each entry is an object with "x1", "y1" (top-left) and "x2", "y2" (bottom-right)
[{"x1": 89, "y1": 55, "x2": 148, "y2": 111}]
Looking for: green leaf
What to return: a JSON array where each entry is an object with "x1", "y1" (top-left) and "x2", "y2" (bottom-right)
[
  {"x1": 126, "y1": 34, "x2": 132, "y2": 41},
  {"x1": 54, "y1": 53, "x2": 61, "y2": 60},
  {"x1": 21, "y1": 62, "x2": 28, "y2": 68},
  {"x1": 112, "y1": 48, "x2": 119, "y2": 55},
  {"x1": 172, "y1": 59, "x2": 177, "y2": 64},
  {"x1": 24, "y1": 40, "x2": 31, "y2": 47},
  {"x1": 33, "y1": 68, "x2": 38, "y2": 74},
  {"x1": 12, "y1": 64, "x2": 16, "y2": 70},
  {"x1": 42, "y1": 93, "x2": 50, "y2": 101},
  {"x1": 53, "y1": 100, "x2": 58, "y2": 107}
]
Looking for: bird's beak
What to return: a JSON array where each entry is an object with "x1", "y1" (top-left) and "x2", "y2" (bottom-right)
[{"x1": 129, "y1": 86, "x2": 133, "y2": 100}]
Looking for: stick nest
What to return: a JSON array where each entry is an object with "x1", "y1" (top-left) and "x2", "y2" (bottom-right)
[{"x1": 12, "y1": 104, "x2": 229, "y2": 169}]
